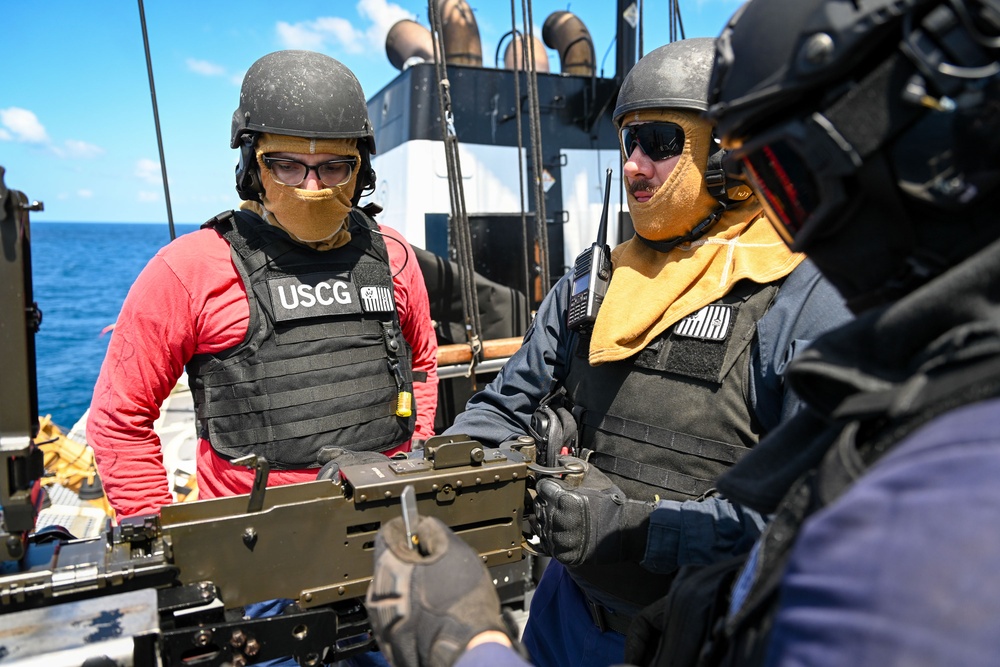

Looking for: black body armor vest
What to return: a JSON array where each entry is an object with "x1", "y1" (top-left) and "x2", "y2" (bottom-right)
[
  {"x1": 186, "y1": 209, "x2": 415, "y2": 469},
  {"x1": 565, "y1": 279, "x2": 781, "y2": 611}
]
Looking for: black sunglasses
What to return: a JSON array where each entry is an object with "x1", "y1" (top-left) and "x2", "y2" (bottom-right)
[{"x1": 620, "y1": 122, "x2": 686, "y2": 161}]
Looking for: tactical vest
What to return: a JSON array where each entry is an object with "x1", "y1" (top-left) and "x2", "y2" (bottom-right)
[
  {"x1": 186, "y1": 209, "x2": 415, "y2": 469},
  {"x1": 682, "y1": 355, "x2": 1000, "y2": 667},
  {"x1": 564, "y1": 278, "x2": 781, "y2": 611}
]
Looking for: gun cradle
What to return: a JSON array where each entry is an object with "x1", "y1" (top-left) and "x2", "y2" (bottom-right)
[
  {"x1": 159, "y1": 444, "x2": 527, "y2": 608},
  {"x1": 0, "y1": 437, "x2": 530, "y2": 664}
]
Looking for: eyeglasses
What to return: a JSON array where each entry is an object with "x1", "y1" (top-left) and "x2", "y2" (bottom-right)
[
  {"x1": 262, "y1": 155, "x2": 357, "y2": 188},
  {"x1": 620, "y1": 122, "x2": 686, "y2": 161},
  {"x1": 727, "y1": 116, "x2": 861, "y2": 246}
]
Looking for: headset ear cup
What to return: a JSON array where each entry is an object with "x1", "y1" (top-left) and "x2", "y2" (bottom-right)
[
  {"x1": 235, "y1": 137, "x2": 263, "y2": 202},
  {"x1": 352, "y1": 150, "x2": 377, "y2": 205}
]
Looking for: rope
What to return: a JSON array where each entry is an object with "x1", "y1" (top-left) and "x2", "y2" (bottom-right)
[
  {"x1": 508, "y1": 4, "x2": 533, "y2": 322},
  {"x1": 136, "y1": 0, "x2": 175, "y2": 241},
  {"x1": 670, "y1": 0, "x2": 687, "y2": 42},
  {"x1": 520, "y1": 0, "x2": 551, "y2": 295},
  {"x1": 428, "y1": 0, "x2": 484, "y2": 373}
]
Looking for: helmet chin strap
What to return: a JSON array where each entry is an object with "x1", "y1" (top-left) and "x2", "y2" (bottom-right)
[
  {"x1": 635, "y1": 205, "x2": 725, "y2": 252},
  {"x1": 636, "y1": 146, "x2": 751, "y2": 253}
]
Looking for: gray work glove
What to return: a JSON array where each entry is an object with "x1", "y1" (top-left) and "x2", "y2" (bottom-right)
[
  {"x1": 366, "y1": 515, "x2": 511, "y2": 667},
  {"x1": 533, "y1": 456, "x2": 654, "y2": 566},
  {"x1": 316, "y1": 447, "x2": 390, "y2": 481}
]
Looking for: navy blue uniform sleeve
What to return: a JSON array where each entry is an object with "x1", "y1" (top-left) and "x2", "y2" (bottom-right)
[
  {"x1": 750, "y1": 260, "x2": 852, "y2": 432},
  {"x1": 764, "y1": 398, "x2": 1000, "y2": 666},
  {"x1": 644, "y1": 495, "x2": 767, "y2": 574},
  {"x1": 443, "y1": 274, "x2": 578, "y2": 447},
  {"x1": 645, "y1": 261, "x2": 849, "y2": 574},
  {"x1": 454, "y1": 641, "x2": 533, "y2": 667}
]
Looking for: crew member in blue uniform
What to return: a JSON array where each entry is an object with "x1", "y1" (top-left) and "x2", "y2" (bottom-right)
[{"x1": 425, "y1": 38, "x2": 850, "y2": 667}]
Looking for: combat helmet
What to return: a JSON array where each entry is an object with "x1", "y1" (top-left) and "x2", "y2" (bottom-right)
[
  {"x1": 613, "y1": 36, "x2": 716, "y2": 123},
  {"x1": 614, "y1": 37, "x2": 746, "y2": 215},
  {"x1": 232, "y1": 50, "x2": 377, "y2": 204}
]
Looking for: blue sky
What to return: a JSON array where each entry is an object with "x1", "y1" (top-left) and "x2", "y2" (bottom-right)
[{"x1": 3, "y1": 0, "x2": 741, "y2": 224}]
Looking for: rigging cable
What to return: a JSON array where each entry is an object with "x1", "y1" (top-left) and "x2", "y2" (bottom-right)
[
  {"x1": 520, "y1": 0, "x2": 551, "y2": 296},
  {"x1": 505, "y1": 11, "x2": 534, "y2": 327},
  {"x1": 670, "y1": 0, "x2": 687, "y2": 42},
  {"x1": 428, "y1": 0, "x2": 484, "y2": 373},
  {"x1": 136, "y1": 0, "x2": 175, "y2": 241}
]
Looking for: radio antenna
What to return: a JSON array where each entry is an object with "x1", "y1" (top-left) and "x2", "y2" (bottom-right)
[{"x1": 597, "y1": 168, "x2": 613, "y2": 248}]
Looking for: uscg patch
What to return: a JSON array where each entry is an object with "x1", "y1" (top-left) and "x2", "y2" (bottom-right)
[
  {"x1": 268, "y1": 271, "x2": 362, "y2": 322},
  {"x1": 361, "y1": 285, "x2": 395, "y2": 313},
  {"x1": 673, "y1": 304, "x2": 733, "y2": 341}
]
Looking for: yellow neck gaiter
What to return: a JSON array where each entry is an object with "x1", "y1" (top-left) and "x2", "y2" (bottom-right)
[
  {"x1": 625, "y1": 109, "x2": 720, "y2": 241},
  {"x1": 588, "y1": 205, "x2": 805, "y2": 365},
  {"x1": 241, "y1": 133, "x2": 359, "y2": 251}
]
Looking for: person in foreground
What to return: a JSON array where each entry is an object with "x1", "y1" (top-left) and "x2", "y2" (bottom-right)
[
  {"x1": 86, "y1": 50, "x2": 437, "y2": 666},
  {"x1": 369, "y1": 0, "x2": 1000, "y2": 665},
  {"x1": 664, "y1": 0, "x2": 1000, "y2": 664},
  {"x1": 440, "y1": 37, "x2": 850, "y2": 667}
]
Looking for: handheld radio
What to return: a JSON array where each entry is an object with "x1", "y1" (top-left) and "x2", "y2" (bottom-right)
[{"x1": 567, "y1": 168, "x2": 614, "y2": 331}]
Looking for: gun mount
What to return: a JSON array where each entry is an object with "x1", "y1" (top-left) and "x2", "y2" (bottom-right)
[{"x1": 1, "y1": 434, "x2": 532, "y2": 665}]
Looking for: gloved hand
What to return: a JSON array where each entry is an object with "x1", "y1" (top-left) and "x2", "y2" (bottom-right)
[
  {"x1": 366, "y1": 515, "x2": 511, "y2": 667},
  {"x1": 316, "y1": 447, "x2": 390, "y2": 481},
  {"x1": 533, "y1": 456, "x2": 654, "y2": 566}
]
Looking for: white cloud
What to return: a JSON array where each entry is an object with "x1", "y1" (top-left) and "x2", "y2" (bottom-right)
[
  {"x1": 0, "y1": 107, "x2": 49, "y2": 143},
  {"x1": 277, "y1": 0, "x2": 414, "y2": 54},
  {"x1": 1, "y1": 106, "x2": 106, "y2": 160},
  {"x1": 187, "y1": 58, "x2": 227, "y2": 77},
  {"x1": 138, "y1": 191, "x2": 160, "y2": 202},
  {"x1": 77, "y1": 189, "x2": 93, "y2": 199},
  {"x1": 358, "y1": 0, "x2": 414, "y2": 50},
  {"x1": 136, "y1": 158, "x2": 162, "y2": 185},
  {"x1": 56, "y1": 139, "x2": 105, "y2": 159},
  {"x1": 278, "y1": 17, "x2": 362, "y2": 52}
]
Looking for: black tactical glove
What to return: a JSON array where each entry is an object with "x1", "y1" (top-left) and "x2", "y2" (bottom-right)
[
  {"x1": 366, "y1": 515, "x2": 511, "y2": 667},
  {"x1": 316, "y1": 447, "x2": 390, "y2": 481},
  {"x1": 533, "y1": 456, "x2": 654, "y2": 566}
]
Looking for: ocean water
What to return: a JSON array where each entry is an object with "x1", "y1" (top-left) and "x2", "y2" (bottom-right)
[{"x1": 31, "y1": 221, "x2": 199, "y2": 429}]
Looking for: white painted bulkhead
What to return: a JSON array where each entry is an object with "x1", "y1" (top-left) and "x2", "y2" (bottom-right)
[{"x1": 364, "y1": 140, "x2": 625, "y2": 274}]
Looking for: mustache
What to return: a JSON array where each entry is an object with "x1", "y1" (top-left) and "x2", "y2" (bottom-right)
[{"x1": 629, "y1": 179, "x2": 657, "y2": 196}]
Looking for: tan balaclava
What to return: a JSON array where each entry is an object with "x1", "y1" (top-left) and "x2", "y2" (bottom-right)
[
  {"x1": 624, "y1": 109, "x2": 720, "y2": 241},
  {"x1": 240, "y1": 133, "x2": 361, "y2": 250},
  {"x1": 588, "y1": 109, "x2": 804, "y2": 365}
]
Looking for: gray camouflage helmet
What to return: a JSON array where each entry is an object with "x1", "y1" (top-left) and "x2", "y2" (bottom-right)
[
  {"x1": 613, "y1": 37, "x2": 716, "y2": 127},
  {"x1": 230, "y1": 50, "x2": 375, "y2": 155}
]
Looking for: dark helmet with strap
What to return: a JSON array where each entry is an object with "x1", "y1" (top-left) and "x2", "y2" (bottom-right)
[
  {"x1": 613, "y1": 37, "x2": 716, "y2": 121},
  {"x1": 707, "y1": 0, "x2": 1000, "y2": 311},
  {"x1": 613, "y1": 37, "x2": 750, "y2": 246},
  {"x1": 231, "y1": 50, "x2": 377, "y2": 204}
]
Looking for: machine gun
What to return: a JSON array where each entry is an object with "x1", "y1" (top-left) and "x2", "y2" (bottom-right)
[{"x1": 0, "y1": 166, "x2": 535, "y2": 666}]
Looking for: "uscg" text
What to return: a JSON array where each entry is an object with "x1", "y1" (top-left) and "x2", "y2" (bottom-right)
[{"x1": 277, "y1": 281, "x2": 353, "y2": 309}]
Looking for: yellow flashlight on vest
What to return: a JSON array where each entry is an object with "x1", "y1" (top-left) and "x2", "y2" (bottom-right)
[{"x1": 396, "y1": 391, "x2": 413, "y2": 418}]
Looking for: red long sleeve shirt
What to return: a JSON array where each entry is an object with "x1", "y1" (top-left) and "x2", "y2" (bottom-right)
[{"x1": 87, "y1": 222, "x2": 438, "y2": 518}]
